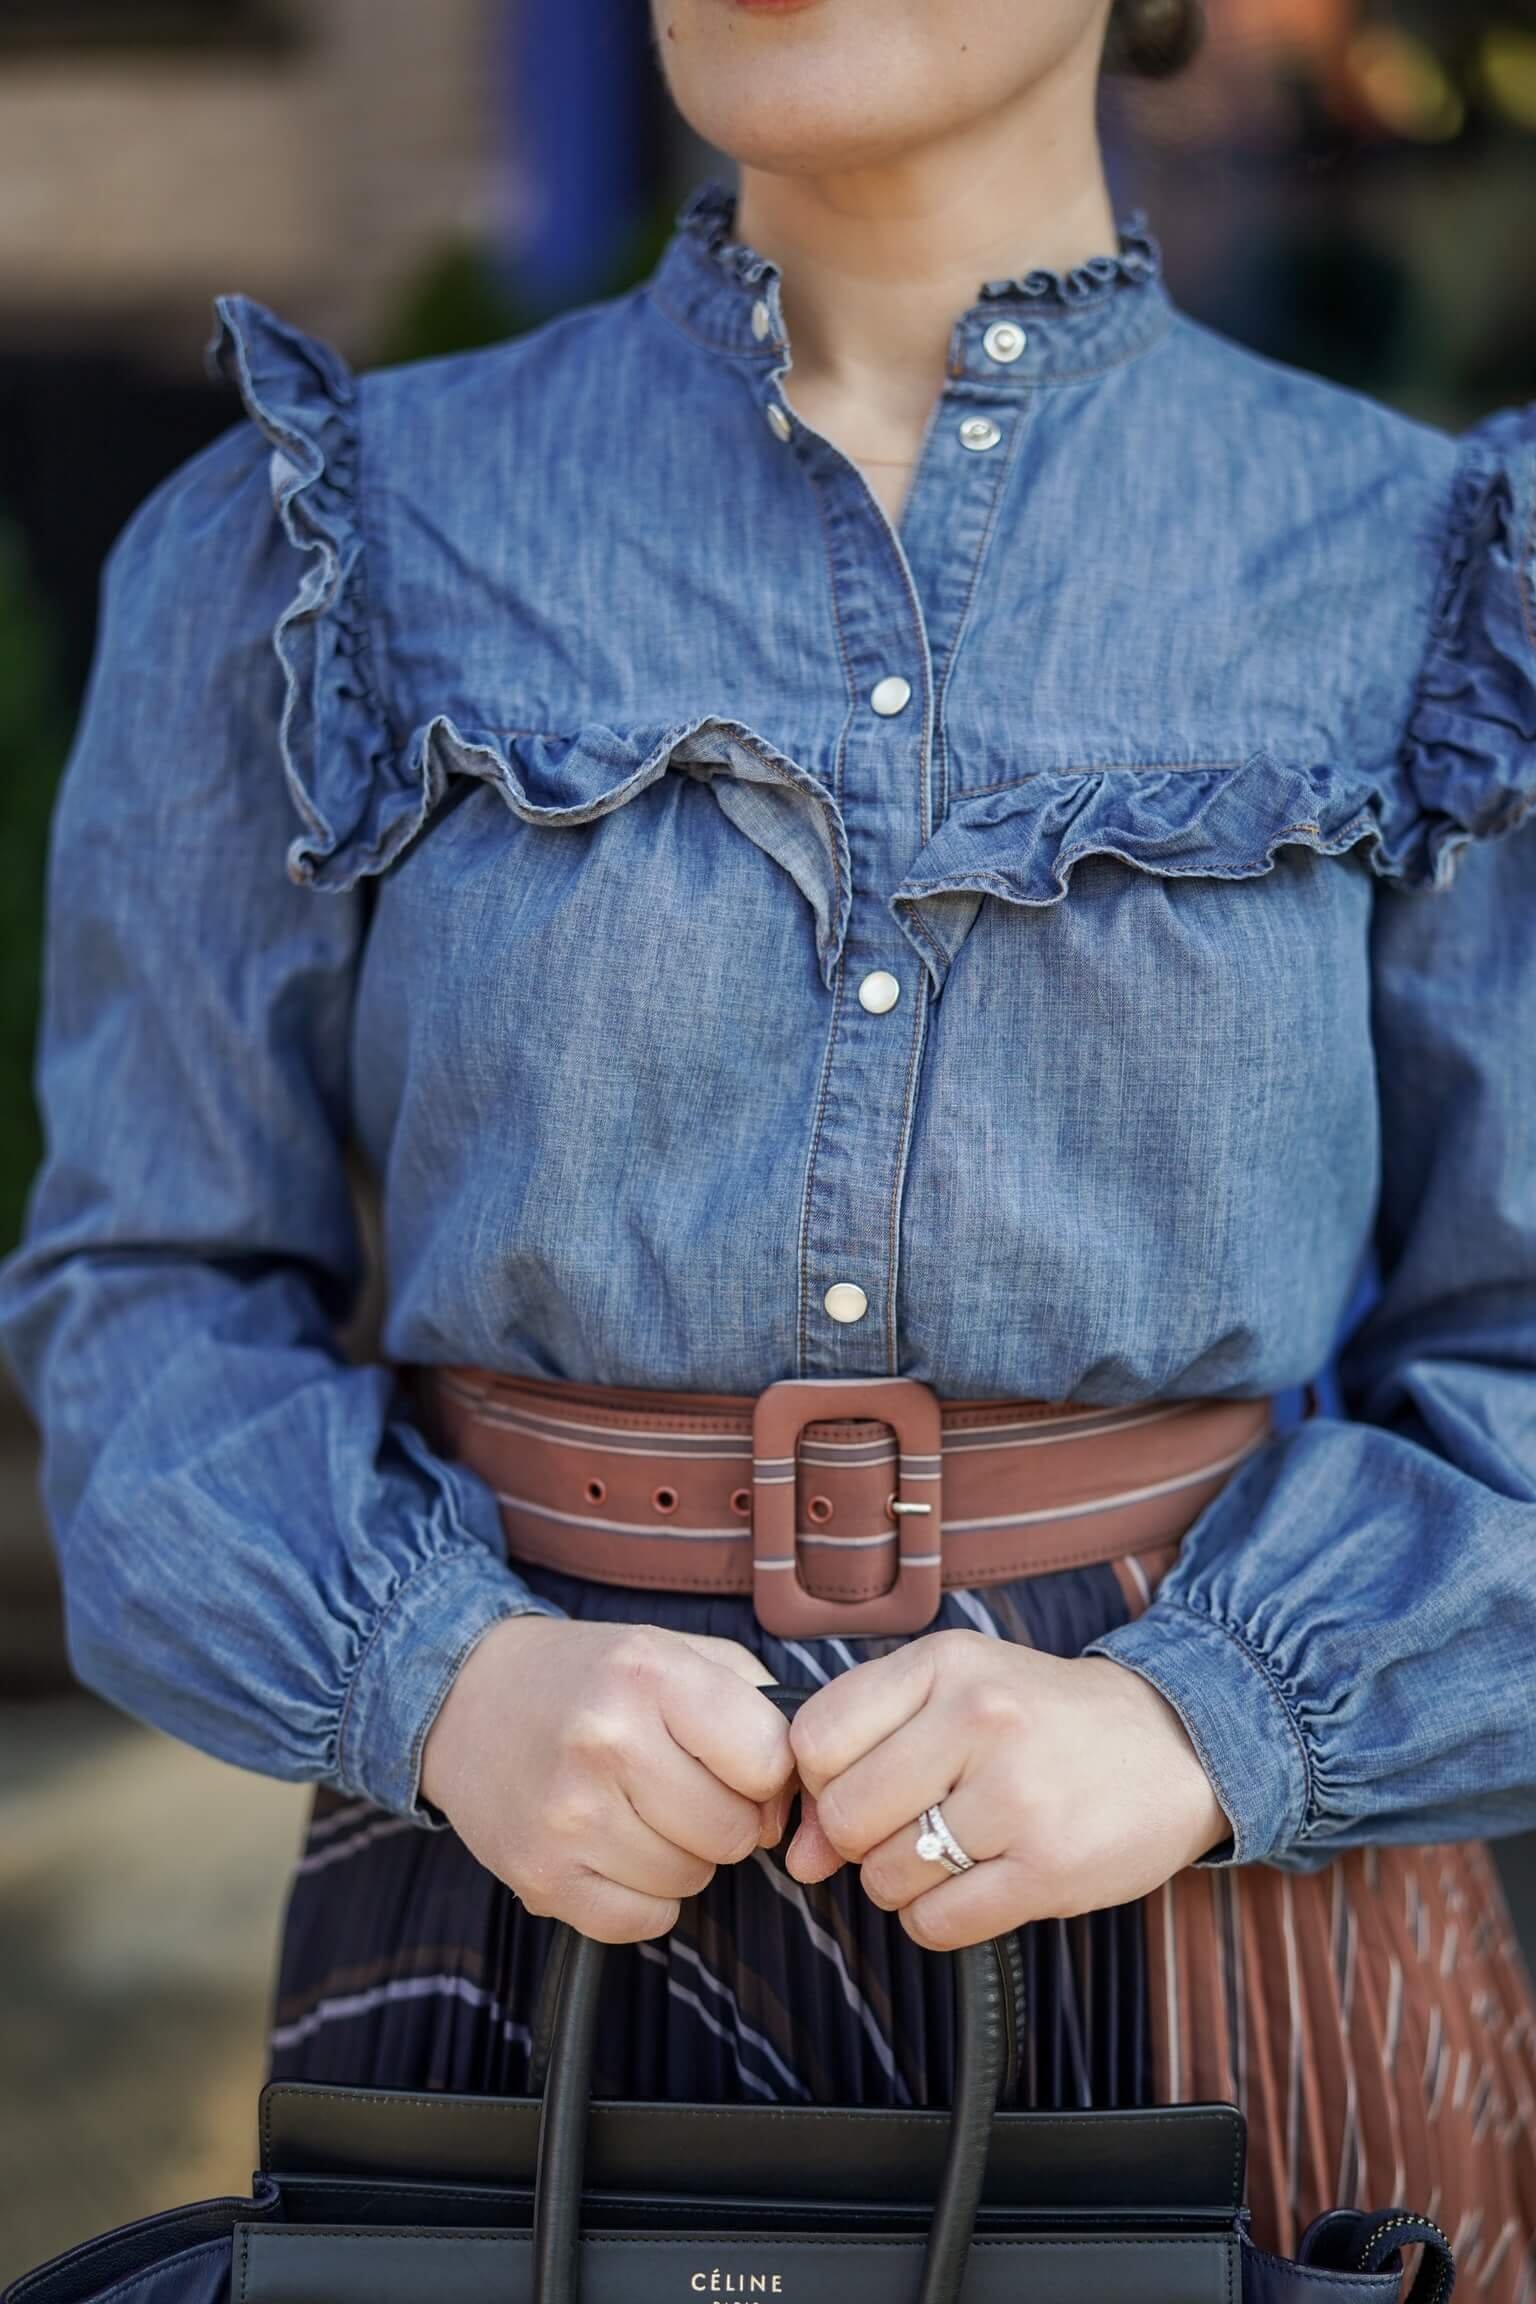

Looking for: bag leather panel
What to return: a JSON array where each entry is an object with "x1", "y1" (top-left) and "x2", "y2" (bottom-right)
[
  {"x1": 236, "y1": 2226, "x2": 1240, "y2": 2304},
  {"x1": 260, "y1": 2087, "x2": 1244, "y2": 2212},
  {"x1": 1240, "y1": 2242, "x2": 1402, "y2": 2304},
  {"x1": 275, "y1": 2175, "x2": 1233, "y2": 2237}
]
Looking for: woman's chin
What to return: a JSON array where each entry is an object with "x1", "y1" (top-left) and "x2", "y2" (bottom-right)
[{"x1": 670, "y1": 84, "x2": 965, "y2": 180}]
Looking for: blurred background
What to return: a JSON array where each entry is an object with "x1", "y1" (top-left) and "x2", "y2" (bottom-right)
[{"x1": 1, "y1": 0, "x2": 1535, "y2": 2284}]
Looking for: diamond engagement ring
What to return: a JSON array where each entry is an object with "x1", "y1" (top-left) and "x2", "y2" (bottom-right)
[{"x1": 914, "y1": 1801, "x2": 975, "y2": 1876}]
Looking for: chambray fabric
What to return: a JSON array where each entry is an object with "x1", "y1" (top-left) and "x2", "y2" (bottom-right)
[{"x1": 2, "y1": 180, "x2": 1534, "y2": 1869}]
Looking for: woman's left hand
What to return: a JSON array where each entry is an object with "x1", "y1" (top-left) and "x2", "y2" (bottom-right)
[{"x1": 783, "y1": 1630, "x2": 1232, "y2": 1947}]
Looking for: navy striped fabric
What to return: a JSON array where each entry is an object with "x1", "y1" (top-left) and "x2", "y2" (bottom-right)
[{"x1": 268, "y1": 1556, "x2": 1149, "y2": 2110}]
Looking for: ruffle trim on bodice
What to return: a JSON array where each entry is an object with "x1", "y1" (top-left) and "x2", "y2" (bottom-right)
[
  {"x1": 206, "y1": 294, "x2": 1536, "y2": 998},
  {"x1": 894, "y1": 403, "x2": 1536, "y2": 985},
  {"x1": 206, "y1": 295, "x2": 850, "y2": 978}
]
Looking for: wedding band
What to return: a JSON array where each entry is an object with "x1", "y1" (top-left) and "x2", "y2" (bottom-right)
[{"x1": 914, "y1": 1801, "x2": 975, "y2": 1876}]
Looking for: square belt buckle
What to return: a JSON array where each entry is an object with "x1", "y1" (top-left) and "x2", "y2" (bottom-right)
[{"x1": 750, "y1": 1376, "x2": 944, "y2": 1639}]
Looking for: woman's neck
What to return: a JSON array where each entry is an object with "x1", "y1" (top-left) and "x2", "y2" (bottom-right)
[{"x1": 733, "y1": 75, "x2": 1118, "y2": 424}]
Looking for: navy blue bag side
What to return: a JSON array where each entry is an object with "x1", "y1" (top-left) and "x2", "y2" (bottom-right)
[
  {"x1": 1243, "y1": 2207, "x2": 1457, "y2": 2304},
  {"x1": 0, "y1": 2179, "x2": 1455, "y2": 2303},
  {"x1": 1, "y1": 2177, "x2": 280, "y2": 2304}
]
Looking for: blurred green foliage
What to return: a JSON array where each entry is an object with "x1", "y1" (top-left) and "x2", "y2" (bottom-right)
[
  {"x1": 372, "y1": 238, "x2": 531, "y2": 368},
  {"x1": 0, "y1": 521, "x2": 69, "y2": 1256},
  {"x1": 371, "y1": 198, "x2": 680, "y2": 371}
]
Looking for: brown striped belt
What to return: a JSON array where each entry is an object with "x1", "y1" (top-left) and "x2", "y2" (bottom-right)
[{"x1": 405, "y1": 1364, "x2": 1304, "y2": 1639}]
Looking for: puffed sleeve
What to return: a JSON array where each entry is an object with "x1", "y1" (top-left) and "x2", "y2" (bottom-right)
[
  {"x1": 1083, "y1": 402, "x2": 1536, "y2": 1870},
  {"x1": 0, "y1": 300, "x2": 561, "y2": 1823}
]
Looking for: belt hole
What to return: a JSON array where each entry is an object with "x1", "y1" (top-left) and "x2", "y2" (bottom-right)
[
  {"x1": 584, "y1": 1477, "x2": 606, "y2": 1505},
  {"x1": 730, "y1": 1487, "x2": 751, "y2": 1516},
  {"x1": 806, "y1": 1494, "x2": 833, "y2": 1524},
  {"x1": 652, "y1": 1485, "x2": 679, "y2": 1515},
  {"x1": 885, "y1": 1490, "x2": 898, "y2": 1519}
]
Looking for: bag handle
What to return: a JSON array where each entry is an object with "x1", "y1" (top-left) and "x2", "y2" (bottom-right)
[{"x1": 530, "y1": 1683, "x2": 1024, "y2": 2304}]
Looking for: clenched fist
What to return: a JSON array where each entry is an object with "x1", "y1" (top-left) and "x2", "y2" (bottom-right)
[
  {"x1": 784, "y1": 1629, "x2": 1232, "y2": 1947},
  {"x1": 420, "y1": 1616, "x2": 796, "y2": 1942}
]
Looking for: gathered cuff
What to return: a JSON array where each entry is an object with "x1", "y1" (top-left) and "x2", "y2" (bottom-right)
[
  {"x1": 336, "y1": 1544, "x2": 563, "y2": 1822},
  {"x1": 1083, "y1": 1597, "x2": 1313, "y2": 1869}
]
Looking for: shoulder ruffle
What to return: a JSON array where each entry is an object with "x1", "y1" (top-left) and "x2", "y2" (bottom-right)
[
  {"x1": 1391, "y1": 400, "x2": 1536, "y2": 890},
  {"x1": 207, "y1": 292, "x2": 418, "y2": 892},
  {"x1": 207, "y1": 294, "x2": 851, "y2": 966},
  {"x1": 893, "y1": 403, "x2": 1536, "y2": 988}
]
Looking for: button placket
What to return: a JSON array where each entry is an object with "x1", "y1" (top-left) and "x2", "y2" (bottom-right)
[
  {"x1": 737, "y1": 283, "x2": 1023, "y2": 1371},
  {"x1": 777, "y1": 366, "x2": 1021, "y2": 1376},
  {"x1": 789, "y1": 465, "x2": 933, "y2": 1369}
]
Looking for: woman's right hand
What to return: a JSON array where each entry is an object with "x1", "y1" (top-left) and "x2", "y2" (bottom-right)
[{"x1": 418, "y1": 1616, "x2": 796, "y2": 1942}]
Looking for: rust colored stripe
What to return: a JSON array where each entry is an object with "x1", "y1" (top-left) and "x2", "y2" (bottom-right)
[{"x1": 1146, "y1": 1842, "x2": 1536, "y2": 2295}]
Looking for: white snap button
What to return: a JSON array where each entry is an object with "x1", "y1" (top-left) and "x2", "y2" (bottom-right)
[
  {"x1": 857, "y1": 970, "x2": 901, "y2": 1015},
  {"x1": 869, "y1": 675, "x2": 912, "y2": 717},
  {"x1": 751, "y1": 297, "x2": 772, "y2": 340},
  {"x1": 958, "y1": 415, "x2": 1001, "y2": 452},
  {"x1": 823, "y1": 1282, "x2": 869, "y2": 1324},
  {"x1": 765, "y1": 401, "x2": 793, "y2": 443},
  {"x1": 982, "y1": 320, "x2": 1027, "y2": 364}
]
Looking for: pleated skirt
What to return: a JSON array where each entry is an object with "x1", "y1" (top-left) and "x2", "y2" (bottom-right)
[{"x1": 266, "y1": 1539, "x2": 1536, "y2": 2300}]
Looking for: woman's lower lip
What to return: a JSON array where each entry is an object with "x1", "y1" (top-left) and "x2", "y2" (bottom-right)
[{"x1": 727, "y1": 0, "x2": 823, "y2": 12}]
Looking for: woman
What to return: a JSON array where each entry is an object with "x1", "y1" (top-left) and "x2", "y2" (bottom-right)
[{"x1": 3, "y1": 0, "x2": 1535, "y2": 2284}]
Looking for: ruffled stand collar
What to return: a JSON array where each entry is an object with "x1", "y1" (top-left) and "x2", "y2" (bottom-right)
[
  {"x1": 674, "y1": 174, "x2": 1164, "y2": 309},
  {"x1": 655, "y1": 175, "x2": 1173, "y2": 379}
]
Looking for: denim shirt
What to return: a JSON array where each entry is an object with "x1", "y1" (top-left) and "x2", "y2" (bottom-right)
[{"x1": 3, "y1": 178, "x2": 1534, "y2": 1870}]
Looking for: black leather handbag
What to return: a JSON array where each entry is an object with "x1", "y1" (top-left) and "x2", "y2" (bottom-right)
[{"x1": 3, "y1": 1692, "x2": 1455, "y2": 2304}]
